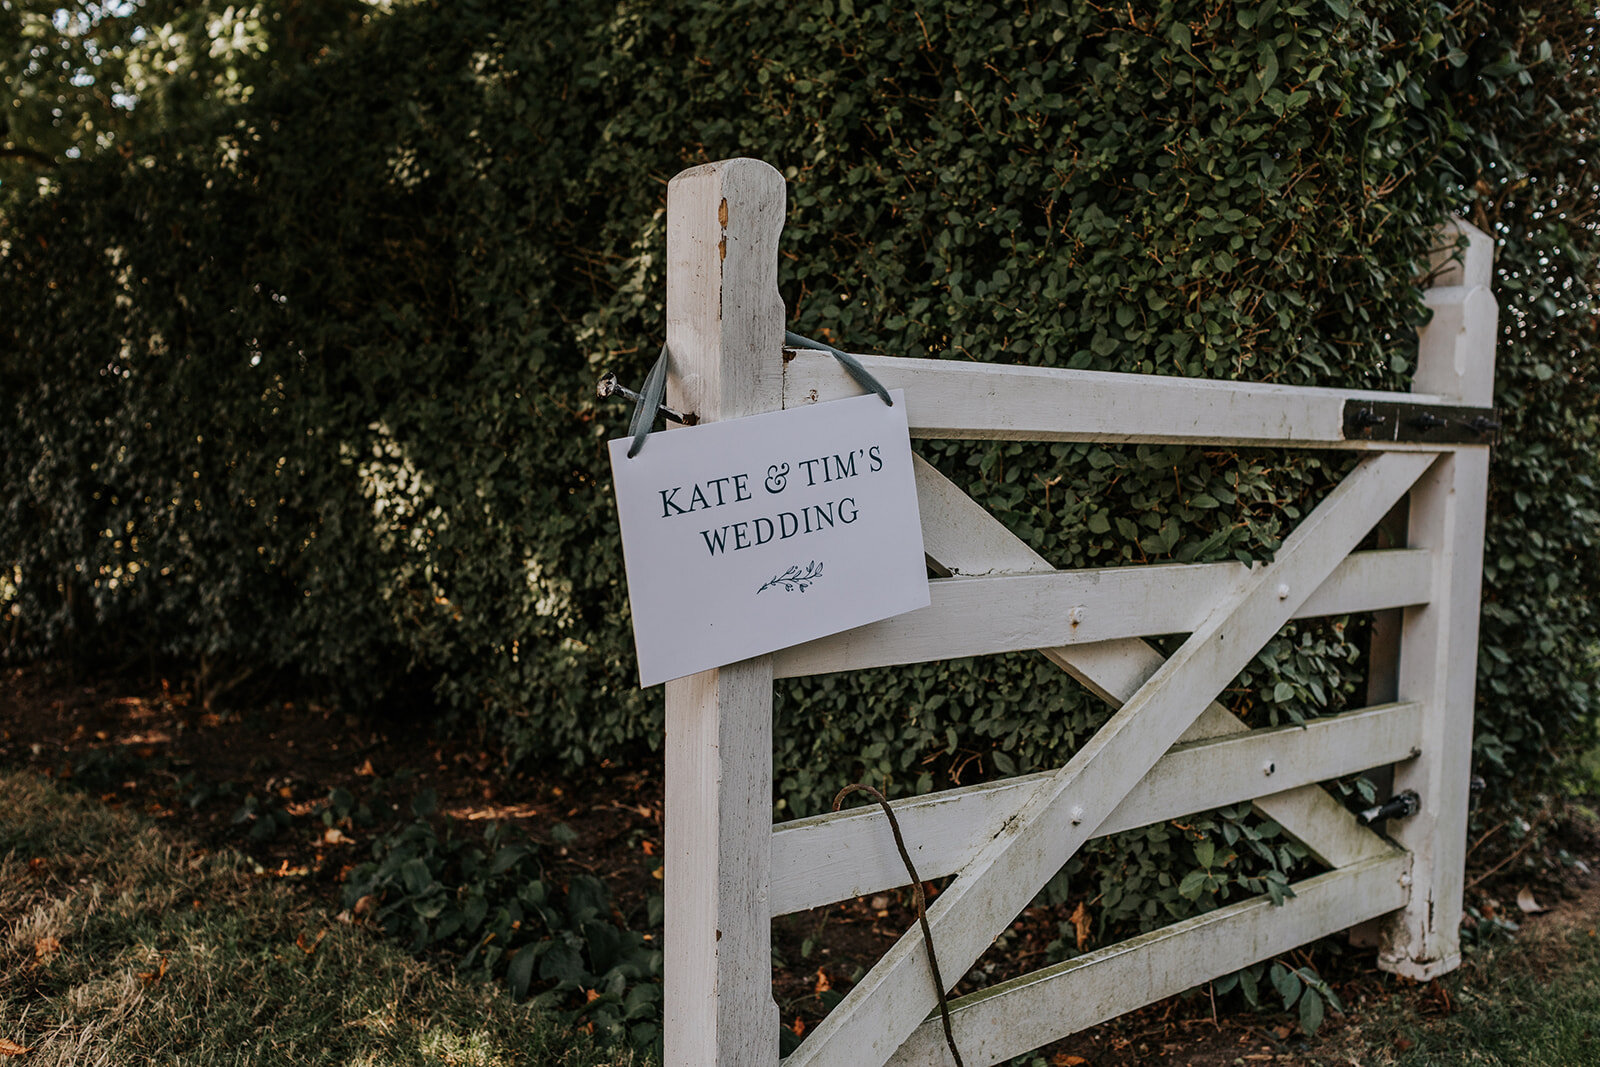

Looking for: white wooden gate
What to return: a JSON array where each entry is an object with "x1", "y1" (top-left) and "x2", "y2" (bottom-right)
[{"x1": 658, "y1": 157, "x2": 1496, "y2": 1066}]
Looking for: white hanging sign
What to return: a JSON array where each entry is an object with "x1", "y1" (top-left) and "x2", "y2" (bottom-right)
[{"x1": 608, "y1": 390, "x2": 929, "y2": 686}]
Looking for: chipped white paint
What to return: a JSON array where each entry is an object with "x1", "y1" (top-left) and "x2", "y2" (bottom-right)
[
  {"x1": 900, "y1": 455, "x2": 1402, "y2": 871},
  {"x1": 784, "y1": 350, "x2": 1472, "y2": 449},
  {"x1": 885, "y1": 852, "x2": 1411, "y2": 1066},
  {"x1": 771, "y1": 701, "x2": 1424, "y2": 915},
  {"x1": 661, "y1": 158, "x2": 786, "y2": 1067},
  {"x1": 650, "y1": 163, "x2": 1496, "y2": 1067},
  {"x1": 773, "y1": 548, "x2": 1430, "y2": 678},
  {"x1": 785, "y1": 451, "x2": 1436, "y2": 1067},
  {"x1": 1380, "y1": 219, "x2": 1496, "y2": 980}
]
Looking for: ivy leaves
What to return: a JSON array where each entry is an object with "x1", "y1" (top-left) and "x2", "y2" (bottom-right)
[
  {"x1": 343, "y1": 802, "x2": 664, "y2": 1049},
  {"x1": 1, "y1": 0, "x2": 1595, "y2": 899},
  {"x1": 1215, "y1": 959, "x2": 1346, "y2": 1036}
]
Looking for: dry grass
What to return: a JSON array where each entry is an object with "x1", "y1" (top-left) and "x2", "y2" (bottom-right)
[
  {"x1": 0, "y1": 771, "x2": 640, "y2": 1066},
  {"x1": 9, "y1": 763, "x2": 1600, "y2": 1067}
]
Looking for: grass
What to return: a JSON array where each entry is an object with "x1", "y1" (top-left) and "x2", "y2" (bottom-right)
[
  {"x1": 1301, "y1": 790, "x2": 1600, "y2": 1067},
  {"x1": 0, "y1": 770, "x2": 639, "y2": 1066},
  {"x1": 1350, "y1": 712, "x2": 1600, "y2": 1066},
  {"x1": 1315, "y1": 918, "x2": 1600, "y2": 1066},
  {"x1": 7, "y1": 760, "x2": 1600, "y2": 1067}
]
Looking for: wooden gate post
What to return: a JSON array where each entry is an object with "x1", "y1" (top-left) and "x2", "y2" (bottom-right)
[
  {"x1": 1379, "y1": 218, "x2": 1498, "y2": 979},
  {"x1": 661, "y1": 158, "x2": 787, "y2": 1066}
]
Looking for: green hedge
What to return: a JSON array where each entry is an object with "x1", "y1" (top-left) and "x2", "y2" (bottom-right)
[{"x1": 3, "y1": 0, "x2": 1596, "y2": 873}]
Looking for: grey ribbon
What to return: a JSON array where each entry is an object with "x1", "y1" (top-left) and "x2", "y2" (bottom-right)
[
  {"x1": 784, "y1": 330, "x2": 893, "y2": 407},
  {"x1": 626, "y1": 343, "x2": 672, "y2": 458},
  {"x1": 626, "y1": 332, "x2": 893, "y2": 457}
]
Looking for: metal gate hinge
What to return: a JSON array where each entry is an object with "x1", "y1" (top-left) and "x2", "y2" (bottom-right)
[{"x1": 1341, "y1": 400, "x2": 1500, "y2": 444}]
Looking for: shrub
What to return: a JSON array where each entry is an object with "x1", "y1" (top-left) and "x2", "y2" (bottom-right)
[{"x1": 2, "y1": 2, "x2": 1595, "y2": 897}]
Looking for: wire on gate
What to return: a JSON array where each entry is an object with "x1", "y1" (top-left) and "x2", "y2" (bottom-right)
[{"x1": 832, "y1": 782, "x2": 965, "y2": 1067}]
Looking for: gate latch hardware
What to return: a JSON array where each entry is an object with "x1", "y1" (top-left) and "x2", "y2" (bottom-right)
[
  {"x1": 1357, "y1": 789, "x2": 1421, "y2": 826},
  {"x1": 596, "y1": 372, "x2": 694, "y2": 425},
  {"x1": 1342, "y1": 400, "x2": 1500, "y2": 444}
]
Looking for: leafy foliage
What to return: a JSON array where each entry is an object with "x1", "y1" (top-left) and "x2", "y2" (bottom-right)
[
  {"x1": 0, "y1": 769, "x2": 641, "y2": 1066},
  {"x1": 1213, "y1": 957, "x2": 1347, "y2": 1036},
  {"x1": 342, "y1": 789, "x2": 664, "y2": 1049},
  {"x1": 0, "y1": 0, "x2": 376, "y2": 217},
  {"x1": 1, "y1": 0, "x2": 1597, "y2": 969}
]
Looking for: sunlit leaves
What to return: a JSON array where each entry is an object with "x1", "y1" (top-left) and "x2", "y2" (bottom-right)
[
  {"x1": 1, "y1": 0, "x2": 374, "y2": 218},
  {"x1": 1, "y1": 0, "x2": 1595, "y2": 851}
]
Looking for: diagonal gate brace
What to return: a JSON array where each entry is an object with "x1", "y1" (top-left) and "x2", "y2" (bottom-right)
[
  {"x1": 786, "y1": 449, "x2": 1438, "y2": 1067},
  {"x1": 911, "y1": 454, "x2": 1399, "y2": 869}
]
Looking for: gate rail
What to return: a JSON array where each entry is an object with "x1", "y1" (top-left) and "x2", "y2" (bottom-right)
[{"x1": 656, "y1": 157, "x2": 1495, "y2": 1067}]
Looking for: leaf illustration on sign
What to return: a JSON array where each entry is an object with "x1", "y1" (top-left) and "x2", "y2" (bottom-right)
[{"x1": 757, "y1": 561, "x2": 824, "y2": 594}]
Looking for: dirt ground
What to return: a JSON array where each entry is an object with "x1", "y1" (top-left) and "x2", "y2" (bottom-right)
[{"x1": 2, "y1": 662, "x2": 1596, "y2": 1065}]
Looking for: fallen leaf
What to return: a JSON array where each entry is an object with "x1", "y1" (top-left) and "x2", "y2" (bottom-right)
[
  {"x1": 1517, "y1": 887, "x2": 1550, "y2": 914},
  {"x1": 352, "y1": 894, "x2": 377, "y2": 918},
  {"x1": 813, "y1": 968, "x2": 832, "y2": 994},
  {"x1": 321, "y1": 826, "x2": 352, "y2": 845},
  {"x1": 32, "y1": 936, "x2": 60, "y2": 960},
  {"x1": 296, "y1": 929, "x2": 327, "y2": 955},
  {"x1": 136, "y1": 956, "x2": 169, "y2": 987},
  {"x1": 0, "y1": 1037, "x2": 31, "y2": 1056},
  {"x1": 1070, "y1": 900, "x2": 1092, "y2": 950},
  {"x1": 584, "y1": 989, "x2": 601, "y2": 1003},
  {"x1": 1051, "y1": 1055, "x2": 1088, "y2": 1066},
  {"x1": 355, "y1": 759, "x2": 375, "y2": 777}
]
